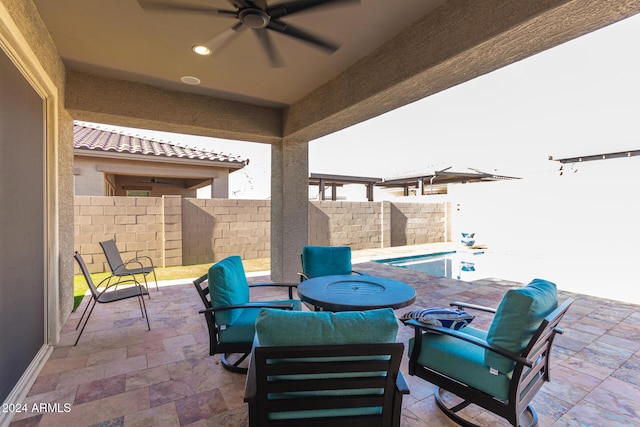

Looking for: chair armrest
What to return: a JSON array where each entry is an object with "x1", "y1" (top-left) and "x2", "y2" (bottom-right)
[
  {"x1": 97, "y1": 277, "x2": 146, "y2": 296},
  {"x1": 115, "y1": 259, "x2": 144, "y2": 274},
  {"x1": 199, "y1": 301, "x2": 295, "y2": 314},
  {"x1": 130, "y1": 255, "x2": 155, "y2": 268},
  {"x1": 298, "y1": 272, "x2": 309, "y2": 282},
  {"x1": 249, "y1": 282, "x2": 297, "y2": 289},
  {"x1": 249, "y1": 282, "x2": 297, "y2": 299},
  {"x1": 450, "y1": 301, "x2": 497, "y2": 313},
  {"x1": 404, "y1": 319, "x2": 531, "y2": 368},
  {"x1": 395, "y1": 371, "x2": 410, "y2": 395},
  {"x1": 194, "y1": 273, "x2": 207, "y2": 286}
]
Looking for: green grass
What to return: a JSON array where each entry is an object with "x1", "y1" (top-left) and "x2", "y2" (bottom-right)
[{"x1": 73, "y1": 258, "x2": 271, "y2": 311}]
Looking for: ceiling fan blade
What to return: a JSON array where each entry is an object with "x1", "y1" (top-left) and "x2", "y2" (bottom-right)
[
  {"x1": 267, "y1": 20, "x2": 339, "y2": 53},
  {"x1": 254, "y1": 28, "x2": 285, "y2": 67},
  {"x1": 201, "y1": 22, "x2": 247, "y2": 54},
  {"x1": 228, "y1": 0, "x2": 252, "y2": 8},
  {"x1": 248, "y1": 0, "x2": 268, "y2": 10},
  {"x1": 267, "y1": 0, "x2": 359, "y2": 19},
  {"x1": 138, "y1": 0, "x2": 236, "y2": 16}
]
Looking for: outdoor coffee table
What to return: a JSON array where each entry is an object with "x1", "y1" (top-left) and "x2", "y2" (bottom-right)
[{"x1": 297, "y1": 274, "x2": 416, "y2": 312}]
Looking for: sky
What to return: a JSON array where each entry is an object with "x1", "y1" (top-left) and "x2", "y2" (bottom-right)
[{"x1": 91, "y1": 12, "x2": 640, "y2": 198}]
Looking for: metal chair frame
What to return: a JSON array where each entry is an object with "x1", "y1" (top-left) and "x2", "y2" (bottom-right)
[
  {"x1": 99, "y1": 239, "x2": 158, "y2": 292},
  {"x1": 406, "y1": 298, "x2": 573, "y2": 427},
  {"x1": 74, "y1": 251, "x2": 150, "y2": 346},
  {"x1": 193, "y1": 273, "x2": 297, "y2": 373}
]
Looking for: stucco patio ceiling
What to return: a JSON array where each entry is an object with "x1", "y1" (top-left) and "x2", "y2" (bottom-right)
[{"x1": 31, "y1": 1, "x2": 640, "y2": 145}]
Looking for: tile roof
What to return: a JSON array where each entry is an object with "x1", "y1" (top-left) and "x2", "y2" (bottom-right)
[{"x1": 73, "y1": 123, "x2": 248, "y2": 167}]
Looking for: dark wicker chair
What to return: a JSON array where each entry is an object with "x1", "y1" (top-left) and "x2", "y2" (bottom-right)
[
  {"x1": 405, "y1": 279, "x2": 572, "y2": 427},
  {"x1": 193, "y1": 256, "x2": 300, "y2": 373}
]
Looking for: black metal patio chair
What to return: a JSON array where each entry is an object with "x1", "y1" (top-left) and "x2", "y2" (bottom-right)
[
  {"x1": 99, "y1": 238, "x2": 158, "y2": 292},
  {"x1": 73, "y1": 251, "x2": 150, "y2": 345}
]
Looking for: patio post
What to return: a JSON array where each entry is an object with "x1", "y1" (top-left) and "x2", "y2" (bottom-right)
[{"x1": 270, "y1": 139, "x2": 309, "y2": 282}]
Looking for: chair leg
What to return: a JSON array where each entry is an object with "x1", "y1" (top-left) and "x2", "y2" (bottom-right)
[
  {"x1": 221, "y1": 352, "x2": 250, "y2": 374},
  {"x1": 433, "y1": 387, "x2": 538, "y2": 427},
  {"x1": 138, "y1": 295, "x2": 151, "y2": 331},
  {"x1": 75, "y1": 299, "x2": 98, "y2": 346},
  {"x1": 433, "y1": 387, "x2": 479, "y2": 427},
  {"x1": 75, "y1": 296, "x2": 94, "y2": 331},
  {"x1": 150, "y1": 269, "x2": 159, "y2": 291}
]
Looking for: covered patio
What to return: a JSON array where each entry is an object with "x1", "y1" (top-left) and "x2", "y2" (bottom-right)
[
  {"x1": 3, "y1": 0, "x2": 640, "y2": 421},
  {"x1": 10, "y1": 247, "x2": 640, "y2": 426}
]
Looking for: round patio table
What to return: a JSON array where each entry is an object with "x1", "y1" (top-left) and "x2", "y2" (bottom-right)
[{"x1": 297, "y1": 274, "x2": 416, "y2": 312}]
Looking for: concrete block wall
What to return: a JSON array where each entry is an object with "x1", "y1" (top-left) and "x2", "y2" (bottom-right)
[
  {"x1": 182, "y1": 198, "x2": 270, "y2": 265},
  {"x1": 309, "y1": 201, "x2": 382, "y2": 249},
  {"x1": 74, "y1": 196, "x2": 450, "y2": 272},
  {"x1": 390, "y1": 202, "x2": 448, "y2": 246},
  {"x1": 74, "y1": 196, "x2": 165, "y2": 273}
]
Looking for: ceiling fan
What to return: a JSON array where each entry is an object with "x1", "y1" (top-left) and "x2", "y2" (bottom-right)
[
  {"x1": 137, "y1": 0, "x2": 360, "y2": 67},
  {"x1": 140, "y1": 177, "x2": 174, "y2": 185}
]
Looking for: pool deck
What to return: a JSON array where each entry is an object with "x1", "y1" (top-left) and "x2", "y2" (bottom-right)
[{"x1": 8, "y1": 243, "x2": 640, "y2": 426}]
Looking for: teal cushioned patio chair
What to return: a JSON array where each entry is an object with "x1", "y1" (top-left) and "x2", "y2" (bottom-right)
[
  {"x1": 404, "y1": 279, "x2": 573, "y2": 427},
  {"x1": 244, "y1": 308, "x2": 409, "y2": 427},
  {"x1": 299, "y1": 245, "x2": 363, "y2": 281},
  {"x1": 193, "y1": 256, "x2": 301, "y2": 373}
]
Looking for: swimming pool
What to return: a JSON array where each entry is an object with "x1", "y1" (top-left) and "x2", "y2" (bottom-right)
[
  {"x1": 374, "y1": 251, "x2": 486, "y2": 281},
  {"x1": 374, "y1": 250, "x2": 640, "y2": 306}
]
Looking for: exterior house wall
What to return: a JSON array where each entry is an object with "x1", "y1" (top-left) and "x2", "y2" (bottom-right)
[
  {"x1": 74, "y1": 196, "x2": 450, "y2": 273},
  {"x1": 73, "y1": 154, "x2": 232, "y2": 197}
]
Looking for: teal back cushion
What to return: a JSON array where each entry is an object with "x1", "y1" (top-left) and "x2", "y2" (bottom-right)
[
  {"x1": 255, "y1": 307, "x2": 398, "y2": 346},
  {"x1": 208, "y1": 256, "x2": 249, "y2": 325},
  {"x1": 302, "y1": 246, "x2": 353, "y2": 278},
  {"x1": 485, "y1": 278, "x2": 558, "y2": 373}
]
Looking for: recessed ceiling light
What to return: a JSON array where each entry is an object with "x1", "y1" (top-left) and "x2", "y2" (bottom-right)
[
  {"x1": 192, "y1": 45, "x2": 211, "y2": 56},
  {"x1": 180, "y1": 76, "x2": 201, "y2": 85}
]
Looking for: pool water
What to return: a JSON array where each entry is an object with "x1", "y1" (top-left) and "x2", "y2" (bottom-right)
[
  {"x1": 375, "y1": 251, "x2": 486, "y2": 281},
  {"x1": 374, "y1": 250, "x2": 640, "y2": 306}
]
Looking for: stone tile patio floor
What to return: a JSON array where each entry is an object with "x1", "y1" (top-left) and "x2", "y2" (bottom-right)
[{"x1": 9, "y1": 260, "x2": 640, "y2": 426}]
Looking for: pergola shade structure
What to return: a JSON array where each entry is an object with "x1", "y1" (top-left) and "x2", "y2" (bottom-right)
[
  {"x1": 309, "y1": 173, "x2": 381, "y2": 201},
  {"x1": 378, "y1": 167, "x2": 519, "y2": 196}
]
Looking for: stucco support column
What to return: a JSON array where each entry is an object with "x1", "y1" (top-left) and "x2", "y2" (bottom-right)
[
  {"x1": 271, "y1": 139, "x2": 308, "y2": 282},
  {"x1": 211, "y1": 175, "x2": 228, "y2": 198}
]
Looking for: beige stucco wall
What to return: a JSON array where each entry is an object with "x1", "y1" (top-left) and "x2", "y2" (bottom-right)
[
  {"x1": 1, "y1": 0, "x2": 74, "y2": 330},
  {"x1": 73, "y1": 155, "x2": 233, "y2": 198}
]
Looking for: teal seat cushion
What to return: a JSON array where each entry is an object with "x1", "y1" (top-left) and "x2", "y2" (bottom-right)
[
  {"x1": 409, "y1": 326, "x2": 512, "y2": 401},
  {"x1": 255, "y1": 307, "x2": 398, "y2": 346},
  {"x1": 409, "y1": 326, "x2": 511, "y2": 400},
  {"x1": 208, "y1": 256, "x2": 249, "y2": 325},
  {"x1": 255, "y1": 308, "x2": 398, "y2": 421},
  {"x1": 218, "y1": 299, "x2": 302, "y2": 343},
  {"x1": 302, "y1": 246, "x2": 353, "y2": 278},
  {"x1": 485, "y1": 278, "x2": 558, "y2": 373}
]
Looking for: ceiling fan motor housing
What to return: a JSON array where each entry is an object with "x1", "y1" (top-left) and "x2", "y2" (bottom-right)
[{"x1": 239, "y1": 9, "x2": 271, "y2": 28}]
